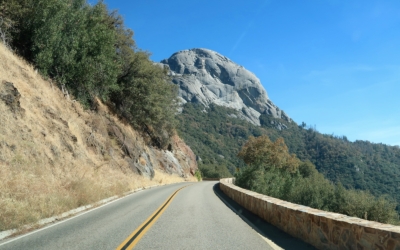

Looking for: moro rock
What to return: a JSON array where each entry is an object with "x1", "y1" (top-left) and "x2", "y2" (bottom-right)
[{"x1": 160, "y1": 48, "x2": 290, "y2": 125}]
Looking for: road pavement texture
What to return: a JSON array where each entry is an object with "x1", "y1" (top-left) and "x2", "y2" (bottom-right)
[{"x1": 0, "y1": 181, "x2": 315, "y2": 249}]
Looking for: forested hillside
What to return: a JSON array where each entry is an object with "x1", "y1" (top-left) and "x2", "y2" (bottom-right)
[
  {"x1": 177, "y1": 103, "x2": 400, "y2": 207},
  {"x1": 234, "y1": 135, "x2": 399, "y2": 224}
]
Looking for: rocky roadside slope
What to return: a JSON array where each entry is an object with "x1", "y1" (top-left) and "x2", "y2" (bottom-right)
[{"x1": 0, "y1": 43, "x2": 197, "y2": 231}]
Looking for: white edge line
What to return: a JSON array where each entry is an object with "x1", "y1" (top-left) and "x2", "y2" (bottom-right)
[{"x1": 0, "y1": 182, "x2": 189, "y2": 246}]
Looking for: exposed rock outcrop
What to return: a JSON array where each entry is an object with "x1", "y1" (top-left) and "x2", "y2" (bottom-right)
[
  {"x1": 160, "y1": 48, "x2": 290, "y2": 125},
  {"x1": 171, "y1": 135, "x2": 197, "y2": 175},
  {"x1": 105, "y1": 114, "x2": 197, "y2": 179},
  {"x1": 148, "y1": 135, "x2": 197, "y2": 178},
  {"x1": 0, "y1": 81, "x2": 25, "y2": 117}
]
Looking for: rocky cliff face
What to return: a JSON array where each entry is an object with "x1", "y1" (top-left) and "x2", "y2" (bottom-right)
[
  {"x1": 160, "y1": 48, "x2": 290, "y2": 126},
  {"x1": 106, "y1": 119, "x2": 196, "y2": 179},
  {"x1": 149, "y1": 135, "x2": 197, "y2": 178}
]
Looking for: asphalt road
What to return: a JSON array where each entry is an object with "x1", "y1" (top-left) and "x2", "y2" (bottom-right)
[{"x1": 0, "y1": 181, "x2": 315, "y2": 249}]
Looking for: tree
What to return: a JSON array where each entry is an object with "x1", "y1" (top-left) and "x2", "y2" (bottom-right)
[
  {"x1": 30, "y1": 0, "x2": 119, "y2": 105},
  {"x1": 2, "y1": 0, "x2": 179, "y2": 148},
  {"x1": 298, "y1": 160, "x2": 316, "y2": 178},
  {"x1": 108, "y1": 12, "x2": 178, "y2": 148},
  {"x1": 237, "y1": 136, "x2": 299, "y2": 173},
  {"x1": 0, "y1": 0, "x2": 31, "y2": 50}
]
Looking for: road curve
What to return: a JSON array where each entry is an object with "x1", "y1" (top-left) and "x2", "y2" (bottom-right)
[{"x1": 0, "y1": 181, "x2": 314, "y2": 249}]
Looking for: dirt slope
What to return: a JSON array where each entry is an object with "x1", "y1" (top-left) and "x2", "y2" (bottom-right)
[{"x1": 0, "y1": 43, "x2": 197, "y2": 231}]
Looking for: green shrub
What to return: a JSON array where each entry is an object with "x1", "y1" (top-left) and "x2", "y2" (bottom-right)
[
  {"x1": 199, "y1": 164, "x2": 232, "y2": 179},
  {"x1": 194, "y1": 169, "x2": 202, "y2": 181},
  {"x1": 11, "y1": 0, "x2": 119, "y2": 105},
  {"x1": 110, "y1": 51, "x2": 179, "y2": 148}
]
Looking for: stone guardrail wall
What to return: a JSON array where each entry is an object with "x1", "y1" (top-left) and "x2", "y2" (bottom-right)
[{"x1": 219, "y1": 178, "x2": 400, "y2": 250}]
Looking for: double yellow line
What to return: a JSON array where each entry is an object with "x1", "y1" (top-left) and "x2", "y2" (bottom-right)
[{"x1": 116, "y1": 185, "x2": 189, "y2": 250}]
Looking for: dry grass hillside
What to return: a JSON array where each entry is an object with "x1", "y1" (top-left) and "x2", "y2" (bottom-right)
[{"x1": 0, "y1": 43, "x2": 197, "y2": 232}]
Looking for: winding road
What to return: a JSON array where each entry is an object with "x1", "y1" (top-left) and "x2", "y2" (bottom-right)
[{"x1": 0, "y1": 181, "x2": 315, "y2": 249}]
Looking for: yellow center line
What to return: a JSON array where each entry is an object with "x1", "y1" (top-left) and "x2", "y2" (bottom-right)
[{"x1": 116, "y1": 185, "x2": 191, "y2": 250}]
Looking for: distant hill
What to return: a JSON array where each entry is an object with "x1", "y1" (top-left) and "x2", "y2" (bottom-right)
[{"x1": 162, "y1": 49, "x2": 400, "y2": 208}]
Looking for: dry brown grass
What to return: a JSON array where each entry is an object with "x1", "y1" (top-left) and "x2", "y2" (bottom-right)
[{"x1": 0, "y1": 43, "x2": 195, "y2": 232}]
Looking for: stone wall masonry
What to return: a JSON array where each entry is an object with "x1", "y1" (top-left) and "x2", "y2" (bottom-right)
[{"x1": 219, "y1": 178, "x2": 400, "y2": 250}]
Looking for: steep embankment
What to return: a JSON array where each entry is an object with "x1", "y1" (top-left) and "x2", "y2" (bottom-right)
[{"x1": 0, "y1": 43, "x2": 197, "y2": 231}]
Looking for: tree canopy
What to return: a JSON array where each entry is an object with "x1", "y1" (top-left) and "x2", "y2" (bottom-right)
[
  {"x1": 237, "y1": 136, "x2": 299, "y2": 173},
  {"x1": 1, "y1": 0, "x2": 179, "y2": 148}
]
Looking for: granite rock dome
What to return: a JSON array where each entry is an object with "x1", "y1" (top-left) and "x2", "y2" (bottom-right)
[{"x1": 160, "y1": 48, "x2": 290, "y2": 125}]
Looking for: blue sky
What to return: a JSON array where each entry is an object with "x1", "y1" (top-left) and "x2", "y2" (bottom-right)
[{"x1": 103, "y1": 0, "x2": 400, "y2": 146}]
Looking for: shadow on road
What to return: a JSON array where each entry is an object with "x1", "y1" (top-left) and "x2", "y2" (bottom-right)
[{"x1": 213, "y1": 183, "x2": 316, "y2": 250}]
